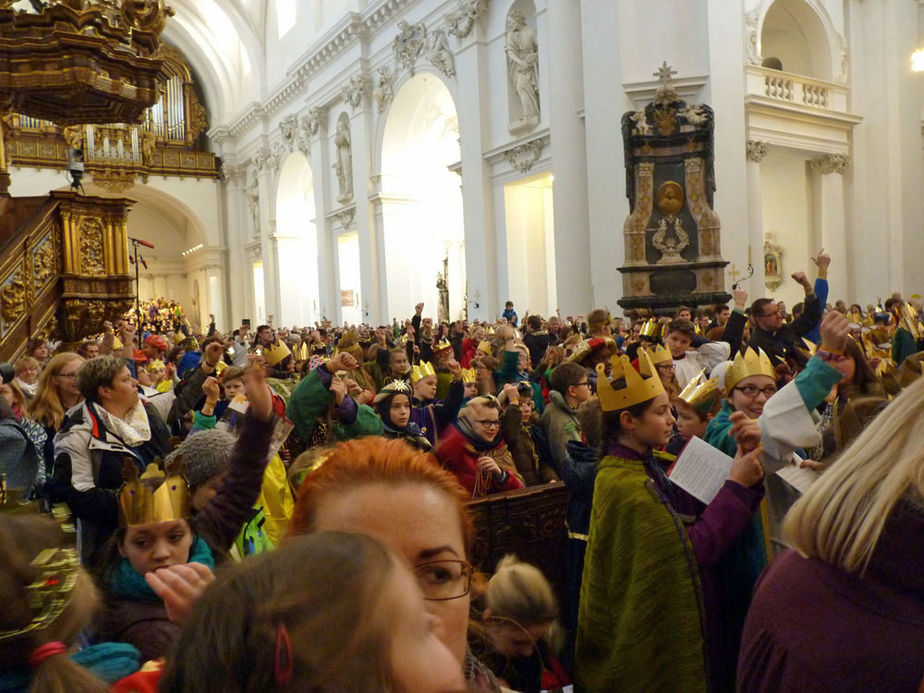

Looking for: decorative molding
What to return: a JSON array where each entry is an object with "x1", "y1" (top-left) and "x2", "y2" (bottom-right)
[
  {"x1": 393, "y1": 20, "x2": 428, "y2": 75},
  {"x1": 744, "y1": 10, "x2": 760, "y2": 66},
  {"x1": 810, "y1": 153, "x2": 848, "y2": 175},
  {"x1": 303, "y1": 106, "x2": 323, "y2": 138},
  {"x1": 279, "y1": 115, "x2": 299, "y2": 152},
  {"x1": 245, "y1": 241, "x2": 261, "y2": 260},
  {"x1": 341, "y1": 74, "x2": 371, "y2": 111},
  {"x1": 428, "y1": 29, "x2": 456, "y2": 78},
  {"x1": 326, "y1": 205, "x2": 357, "y2": 230},
  {"x1": 445, "y1": 0, "x2": 487, "y2": 40},
  {"x1": 504, "y1": 140, "x2": 544, "y2": 174},
  {"x1": 746, "y1": 140, "x2": 768, "y2": 163},
  {"x1": 374, "y1": 66, "x2": 396, "y2": 111}
]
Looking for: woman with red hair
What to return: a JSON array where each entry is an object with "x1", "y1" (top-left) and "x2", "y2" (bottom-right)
[{"x1": 289, "y1": 437, "x2": 500, "y2": 692}]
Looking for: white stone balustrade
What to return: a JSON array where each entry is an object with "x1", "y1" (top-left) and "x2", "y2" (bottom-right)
[{"x1": 746, "y1": 65, "x2": 847, "y2": 113}]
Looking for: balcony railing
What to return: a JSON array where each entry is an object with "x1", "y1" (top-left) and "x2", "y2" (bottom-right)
[{"x1": 745, "y1": 65, "x2": 847, "y2": 113}]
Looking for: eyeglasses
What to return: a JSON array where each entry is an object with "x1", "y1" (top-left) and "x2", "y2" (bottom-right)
[
  {"x1": 414, "y1": 560, "x2": 473, "y2": 601},
  {"x1": 573, "y1": 381, "x2": 591, "y2": 388},
  {"x1": 655, "y1": 364, "x2": 675, "y2": 372},
  {"x1": 733, "y1": 384, "x2": 777, "y2": 398},
  {"x1": 476, "y1": 419, "x2": 501, "y2": 429},
  {"x1": 56, "y1": 372, "x2": 78, "y2": 379}
]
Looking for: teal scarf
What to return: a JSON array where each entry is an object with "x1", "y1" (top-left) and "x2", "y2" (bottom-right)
[
  {"x1": 108, "y1": 536, "x2": 215, "y2": 602},
  {"x1": 0, "y1": 643, "x2": 140, "y2": 691}
]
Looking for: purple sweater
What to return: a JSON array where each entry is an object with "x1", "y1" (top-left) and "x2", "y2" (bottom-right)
[{"x1": 738, "y1": 500, "x2": 924, "y2": 693}]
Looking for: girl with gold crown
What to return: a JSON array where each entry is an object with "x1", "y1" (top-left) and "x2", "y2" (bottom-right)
[
  {"x1": 700, "y1": 311, "x2": 850, "y2": 690},
  {"x1": 575, "y1": 349, "x2": 766, "y2": 693},
  {"x1": 90, "y1": 369, "x2": 277, "y2": 662}
]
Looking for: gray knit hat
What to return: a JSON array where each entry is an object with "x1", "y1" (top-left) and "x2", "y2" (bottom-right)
[{"x1": 166, "y1": 428, "x2": 236, "y2": 491}]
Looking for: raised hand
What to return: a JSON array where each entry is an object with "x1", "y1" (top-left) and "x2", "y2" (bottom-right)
[
  {"x1": 819, "y1": 310, "x2": 849, "y2": 354},
  {"x1": 728, "y1": 445, "x2": 765, "y2": 487},
  {"x1": 729, "y1": 411, "x2": 762, "y2": 453},
  {"x1": 244, "y1": 367, "x2": 273, "y2": 420},
  {"x1": 732, "y1": 287, "x2": 748, "y2": 309},
  {"x1": 145, "y1": 562, "x2": 215, "y2": 625},
  {"x1": 811, "y1": 248, "x2": 831, "y2": 272}
]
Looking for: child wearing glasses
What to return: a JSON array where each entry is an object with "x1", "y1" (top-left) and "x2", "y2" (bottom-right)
[{"x1": 436, "y1": 395, "x2": 524, "y2": 498}]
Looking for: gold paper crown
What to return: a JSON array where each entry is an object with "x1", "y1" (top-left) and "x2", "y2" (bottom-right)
[
  {"x1": 146, "y1": 359, "x2": 166, "y2": 372},
  {"x1": 461, "y1": 368, "x2": 477, "y2": 383},
  {"x1": 298, "y1": 342, "x2": 309, "y2": 361},
  {"x1": 411, "y1": 360, "x2": 436, "y2": 384},
  {"x1": 477, "y1": 340, "x2": 493, "y2": 356},
  {"x1": 677, "y1": 369, "x2": 721, "y2": 416},
  {"x1": 724, "y1": 348, "x2": 776, "y2": 392},
  {"x1": 596, "y1": 351, "x2": 665, "y2": 412},
  {"x1": 899, "y1": 303, "x2": 923, "y2": 340},
  {"x1": 434, "y1": 337, "x2": 453, "y2": 354},
  {"x1": 639, "y1": 344, "x2": 673, "y2": 376},
  {"x1": 639, "y1": 318, "x2": 661, "y2": 339},
  {"x1": 119, "y1": 459, "x2": 190, "y2": 527}
]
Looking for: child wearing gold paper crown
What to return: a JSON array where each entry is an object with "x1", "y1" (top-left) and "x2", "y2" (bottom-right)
[
  {"x1": 409, "y1": 358, "x2": 465, "y2": 448},
  {"x1": 575, "y1": 350, "x2": 765, "y2": 693},
  {"x1": 91, "y1": 369, "x2": 277, "y2": 662}
]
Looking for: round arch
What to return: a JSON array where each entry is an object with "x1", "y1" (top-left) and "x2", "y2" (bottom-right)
[
  {"x1": 379, "y1": 73, "x2": 465, "y2": 323},
  {"x1": 756, "y1": 0, "x2": 844, "y2": 83},
  {"x1": 275, "y1": 150, "x2": 320, "y2": 326}
]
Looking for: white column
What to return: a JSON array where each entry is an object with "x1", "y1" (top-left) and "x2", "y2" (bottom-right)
[
  {"x1": 545, "y1": 0, "x2": 592, "y2": 315},
  {"x1": 349, "y1": 103, "x2": 383, "y2": 325},
  {"x1": 455, "y1": 23, "x2": 497, "y2": 322},
  {"x1": 307, "y1": 117, "x2": 336, "y2": 325},
  {"x1": 255, "y1": 150, "x2": 282, "y2": 323},
  {"x1": 810, "y1": 154, "x2": 849, "y2": 301},
  {"x1": 745, "y1": 141, "x2": 767, "y2": 295},
  {"x1": 705, "y1": 0, "x2": 750, "y2": 289},
  {"x1": 580, "y1": 0, "x2": 629, "y2": 312}
]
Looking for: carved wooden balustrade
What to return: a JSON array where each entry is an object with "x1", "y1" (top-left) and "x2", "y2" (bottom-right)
[
  {"x1": 467, "y1": 482, "x2": 569, "y2": 605},
  {"x1": 0, "y1": 191, "x2": 134, "y2": 360}
]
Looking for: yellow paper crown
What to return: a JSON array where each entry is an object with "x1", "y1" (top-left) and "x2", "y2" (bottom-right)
[
  {"x1": 639, "y1": 318, "x2": 661, "y2": 339},
  {"x1": 411, "y1": 360, "x2": 436, "y2": 384},
  {"x1": 639, "y1": 344, "x2": 673, "y2": 376},
  {"x1": 434, "y1": 338, "x2": 453, "y2": 354},
  {"x1": 461, "y1": 368, "x2": 477, "y2": 383},
  {"x1": 477, "y1": 340, "x2": 493, "y2": 356},
  {"x1": 298, "y1": 342, "x2": 309, "y2": 361},
  {"x1": 596, "y1": 351, "x2": 665, "y2": 412},
  {"x1": 119, "y1": 459, "x2": 190, "y2": 527},
  {"x1": 146, "y1": 359, "x2": 165, "y2": 373},
  {"x1": 724, "y1": 348, "x2": 776, "y2": 392},
  {"x1": 677, "y1": 369, "x2": 721, "y2": 416}
]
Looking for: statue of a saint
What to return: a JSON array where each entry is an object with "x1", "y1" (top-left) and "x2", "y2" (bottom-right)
[
  {"x1": 505, "y1": 10, "x2": 540, "y2": 129},
  {"x1": 333, "y1": 117, "x2": 353, "y2": 204}
]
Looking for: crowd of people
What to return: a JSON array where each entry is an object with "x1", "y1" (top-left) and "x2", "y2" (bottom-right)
[{"x1": 1, "y1": 247, "x2": 922, "y2": 692}]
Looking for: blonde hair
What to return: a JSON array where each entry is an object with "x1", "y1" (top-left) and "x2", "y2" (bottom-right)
[
  {"x1": 26, "y1": 353, "x2": 84, "y2": 430},
  {"x1": 14, "y1": 356, "x2": 40, "y2": 377},
  {"x1": 784, "y1": 375, "x2": 924, "y2": 573},
  {"x1": 485, "y1": 555, "x2": 558, "y2": 626}
]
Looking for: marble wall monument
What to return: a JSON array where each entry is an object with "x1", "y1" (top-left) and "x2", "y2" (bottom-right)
[{"x1": 617, "y1": 63, "x2": 730, "y2": 315}]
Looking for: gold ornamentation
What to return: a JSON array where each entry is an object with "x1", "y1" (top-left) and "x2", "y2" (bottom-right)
[
  {"x1": 78, "y1": 219, "x2": 106, "y2": 275},
  {"x1": 61, "y1": 125, "x2": 84, "y2": 150},
  {"x1": 1, "y1": 268, "x2": 26, "y2": 326},
  {"x1": 121, "y1": 0, "x2": 175, "y2": 36},
  {"x1": 187, "y1": 89, "x2": 208, "y2": 141},
  {"x1": 32, "y1": 237, "x2": 57, "y2": 293},
  {"x1": 656, "y1": 181, "x2": 684, "y2": 216},
  {"x1": 652, "y1": 216, "x2": 690, "y2": 264},
  {"x1": 90, "y1": 167, "x2": 137, "y2": 193}
]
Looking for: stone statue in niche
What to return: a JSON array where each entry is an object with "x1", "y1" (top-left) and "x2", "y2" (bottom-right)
[
  {"x1": 333, "y1": 117, "x2": 353, "y2": 204},
  {"x1": 246, "y1": 172, "x2": 260, "y2": 237},
  {"x1": 651, "y1": 181, "x2": 690, "y2": 264},
  {"x1": 437, "y1": 254, "x2": 450, "y2": 323},
  {"x1": 505, "y1": 10, "x2": 539, "y2": 132}
]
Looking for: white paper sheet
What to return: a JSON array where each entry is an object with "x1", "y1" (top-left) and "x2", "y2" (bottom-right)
[
  {"x1": 667, "y1": 436, "x2": 733, "y2": 505},
  {"x1": 775, "y1": 461, "x2": 819, "y2": 494}
]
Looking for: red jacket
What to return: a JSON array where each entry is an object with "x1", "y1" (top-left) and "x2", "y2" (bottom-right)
[{"x1": 436, "y1": 425, "x2": 523, "y2": 499}]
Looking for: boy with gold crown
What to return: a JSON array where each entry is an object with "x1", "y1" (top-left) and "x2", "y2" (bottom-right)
[
  {"x1": 700, "y1": 310, "x2": 849, "y2": 690},
  {"x1": 576, "y1": 350, "x2": 765, "y2": 693},
  {"x1": 408, "y1": 358, "x2": 465, "y2": 448}
]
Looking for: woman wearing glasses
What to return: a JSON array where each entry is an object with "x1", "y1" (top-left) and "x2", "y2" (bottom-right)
[
  {"x1": 26, "y1": 352, "x2": 85, "y2": 482},
  {"x1": 436, "y1": 395, "x2": 524, "y2": 498},
  {"x1": 289, "y1": 437, "x2": 501, "y2": 691}
]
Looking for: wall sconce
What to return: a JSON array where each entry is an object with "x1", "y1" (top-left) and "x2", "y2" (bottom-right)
[{"x1": 472, "y1": 290, "x2": 481, "y2": 309}]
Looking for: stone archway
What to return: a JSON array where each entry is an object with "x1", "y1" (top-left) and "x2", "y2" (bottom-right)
[{"x1": 381, "y1": 73, "x2": 464, "y2": 322}]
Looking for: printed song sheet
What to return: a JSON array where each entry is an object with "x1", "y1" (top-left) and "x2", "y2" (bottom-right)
[
  {"x1": 667, "y1": 436, "x2": 733, "y2": 505},
  {"x1": 775, "y1": 456, "x2": 819, "y2": 494}
]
